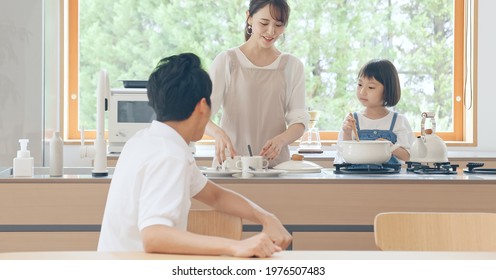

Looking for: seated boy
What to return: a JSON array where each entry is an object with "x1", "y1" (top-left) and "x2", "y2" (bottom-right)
[{"x1": 98, "y1": 53, "x2": 291, "y2": 257}]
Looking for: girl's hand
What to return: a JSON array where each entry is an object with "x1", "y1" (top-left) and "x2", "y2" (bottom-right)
[{"x1": 341, "y1": 113, "x2": 355, "y2": 140}]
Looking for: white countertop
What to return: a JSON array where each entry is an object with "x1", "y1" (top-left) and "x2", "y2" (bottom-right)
[{"x1": 1, "y1": 166, "x2": 496, "y2": 183}]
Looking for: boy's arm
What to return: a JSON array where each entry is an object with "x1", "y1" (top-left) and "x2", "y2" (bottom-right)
[
  {"x1": 141, "y1": 224, "x2": 279, "y2": 257},
  {"x1": 193, "y1": 181, "x2": 292, "y2": 249}
]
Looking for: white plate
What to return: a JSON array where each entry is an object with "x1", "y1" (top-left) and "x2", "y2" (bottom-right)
[
  {"x1": 201, "y1": 168, "x2": 240, "y2": 177},
  {"x1": 247, "y1": 169, "x2": 287, "y2": 177}
]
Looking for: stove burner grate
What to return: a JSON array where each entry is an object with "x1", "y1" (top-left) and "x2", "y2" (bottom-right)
[
  {"x1": 406, "y1": 161, "x2": 459, "y2": 175},
  {"x1": 464, "y1": 162, "x2": 496, "y2": 174},
  {"x1": 334, "y1": 163, "x2": 401, "y2": 174}
]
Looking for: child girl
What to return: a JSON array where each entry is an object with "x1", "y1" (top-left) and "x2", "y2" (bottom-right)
[{"x1": 336, "y1": 59, "x2": 414, "y2": 165}]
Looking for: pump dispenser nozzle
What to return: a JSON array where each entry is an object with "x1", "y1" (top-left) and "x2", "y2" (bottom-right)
[{"x1": 17, "y1": 139, "x2": 31, "y2": 158}]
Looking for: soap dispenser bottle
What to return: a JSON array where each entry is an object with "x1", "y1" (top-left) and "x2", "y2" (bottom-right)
[
  {"x1": 50, "y1": 131, "x2": 63, "y2": 177},
  {"x1": 13, "y1": 139, "x2": 34, "y2": 177}
]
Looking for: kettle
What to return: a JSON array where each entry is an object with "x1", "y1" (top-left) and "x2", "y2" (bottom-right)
[{"x1": 409, "y1": 112, "x2": 449, "y2": 163}]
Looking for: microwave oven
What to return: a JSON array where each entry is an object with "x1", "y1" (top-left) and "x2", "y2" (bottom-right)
[{"x1": 108, "y1": 88, "x2": 155, "y2": 153}]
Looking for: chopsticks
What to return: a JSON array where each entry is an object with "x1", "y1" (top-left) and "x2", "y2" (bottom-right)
[{"x1": 350, "y1": 114, "x2": 360, "y2": 142}]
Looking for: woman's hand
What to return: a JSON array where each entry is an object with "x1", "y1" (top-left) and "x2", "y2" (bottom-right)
[
  {"x1": 206, "y1": 121, "x2": 236, "y2": 164},
  {"x1": 260, "y1": 135, "x2": 286, "y2": 161},
  {"x1": 230, "y1": 233, "x2": 282, "y2": 258},
  {"x1": 214, "y1": 129, "x2": 236, "y2": 164}
]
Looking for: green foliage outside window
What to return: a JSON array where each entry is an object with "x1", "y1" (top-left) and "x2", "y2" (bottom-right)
[{"x1": 79, "y1": 0, "x2": 454, "y2": 133}]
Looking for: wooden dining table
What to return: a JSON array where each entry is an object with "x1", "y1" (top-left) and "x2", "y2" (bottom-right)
[{"x1": 1, "y1": 250, "x2": 495, "y2": 260}]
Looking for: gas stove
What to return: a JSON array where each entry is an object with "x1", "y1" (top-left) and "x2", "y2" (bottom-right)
[
  {"x1": 406, "y1": 161, "x2": 459, "y2": 175},
  {"x1": 334, "y1": 163, "x2": 401, "y2": 174},
  {"x1": 464, "y1": 162, "x2": 496, "y2": 174}
]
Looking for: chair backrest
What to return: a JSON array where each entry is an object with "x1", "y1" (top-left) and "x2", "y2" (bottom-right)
[
  {"x1": 187, "y1": 209, "x2": 243, "y2": 240},
  {"x1": 374, "y1": 212, "x2": 496, "y2": 251}
]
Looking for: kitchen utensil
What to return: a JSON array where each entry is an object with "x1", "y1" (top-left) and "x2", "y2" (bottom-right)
[
  {"x1": 351, "y1": 114, "x2": 360, "y2": 142},
  {"x1": 308, "y1": 110, "x2": 320, "y2": 129},
  {"x1": 299, "y1": 127, "x2": 322, "y2": 150},
  {"x1": 409, "y1": 112, "x2": 448, "y2": 163},
  {"x1": 299, "y1": 110, "x2": 323, "y2": 153},
  {"x1": 248, "y1": 145, "x2": 253, "y2": 156},
  {"x1": 337, "y1": 140, "x2": 400, "y2": 164}
]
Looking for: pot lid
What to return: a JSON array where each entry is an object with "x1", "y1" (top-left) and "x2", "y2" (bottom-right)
[{"x1": 273, "y1": 154, "x2": 322, "y2": 172}]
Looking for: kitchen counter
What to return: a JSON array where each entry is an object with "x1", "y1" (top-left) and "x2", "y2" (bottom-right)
[
  {"x1": 2, "y1": 165, "x2": 496, "y2": 252},
  {"x1": 1, "y1": 166, "x2": 496, "y2": 183}
]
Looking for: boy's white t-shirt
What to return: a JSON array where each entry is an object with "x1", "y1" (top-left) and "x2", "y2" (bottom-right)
[{"x1": 97, "y1": 121, "x2": 207, "y2": 251}]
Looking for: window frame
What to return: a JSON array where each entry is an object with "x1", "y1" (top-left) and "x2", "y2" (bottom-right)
[{"x1": 65, "y1": 0, "x2": 476, "y2": 145}]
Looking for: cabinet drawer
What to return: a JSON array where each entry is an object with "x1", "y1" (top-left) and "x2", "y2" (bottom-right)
[{"x1": 0, "y1": 232, "x2": 99, "y2": 252}]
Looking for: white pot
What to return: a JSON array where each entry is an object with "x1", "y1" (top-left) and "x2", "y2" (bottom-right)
[{"x1": 337, "y1": 140, "x2": 400, "y2": 164}]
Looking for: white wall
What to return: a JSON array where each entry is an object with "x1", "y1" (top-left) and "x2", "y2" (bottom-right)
[
  {"x1": 468, "y1": 0, "x2": 496, "y2": 151},
  {"x1": 0, "y1": 0, "x2": 44, "y2": 166}
]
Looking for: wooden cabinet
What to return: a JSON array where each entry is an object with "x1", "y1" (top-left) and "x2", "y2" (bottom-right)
[
  {"x1": 1, "y1": 176, "x2": 496, "y2": 252},
  {"x1": 0, "y1": 182, "x2": 108, "y2": 252}
]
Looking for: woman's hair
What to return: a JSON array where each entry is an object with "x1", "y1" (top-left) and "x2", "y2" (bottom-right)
[
  {"x1": 245, "y1": 0, "x2": 290, "y2": 41},
  {"x1": 358, "y1": 59, "x2": 401, "y2": 107},
  {"x1": 147, "y1": 53, "x2": 212, "y2": 122}
]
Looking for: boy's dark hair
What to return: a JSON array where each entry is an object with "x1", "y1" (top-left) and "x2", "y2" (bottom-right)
[
  {"x1": 245, "y1": 0, "x2": 290, "y2": 41},
  {"x1": 147, "y1": 53, "x2": 212, "y2": 122},
  {"x1": 358, "y1": 59, "x2": 401, "y2": 107}
]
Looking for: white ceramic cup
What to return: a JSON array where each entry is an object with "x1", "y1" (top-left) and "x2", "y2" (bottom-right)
[
  {"x1": 221, "y1": 156, "x2": 242, "y2": 170},
  {"x1": 235, "y1": 156, "x2": 269, "y2": 172}
]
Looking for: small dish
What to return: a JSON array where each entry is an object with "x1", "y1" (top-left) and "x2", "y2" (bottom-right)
[
  {"x1": 201, "y1": 168, "x2": 240, "y2": 177},
  {"x1": 247, "y1": 169, "x2": 287, "y2": 177}
]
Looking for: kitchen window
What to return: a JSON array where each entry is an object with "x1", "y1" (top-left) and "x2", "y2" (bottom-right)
[{"x1": 65, "y1": 0, "x2": 476, "y2": 144}]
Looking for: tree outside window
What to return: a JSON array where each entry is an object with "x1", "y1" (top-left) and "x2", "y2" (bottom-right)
[{"x1": 77, "y1": 0, "x2": 458, "y2": 139}]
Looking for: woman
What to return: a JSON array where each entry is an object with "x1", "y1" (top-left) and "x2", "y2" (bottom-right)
[{"x1": 206, "y1": 0, "x2": 309, "y2": 167}]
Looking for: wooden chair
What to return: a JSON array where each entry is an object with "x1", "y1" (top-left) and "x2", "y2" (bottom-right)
[
  {"x1": 187, "y1": 209, "x2": 243, "y2": 240},
  {"x1": 374, "y1": 212, "x2": 496, "y2": 251}
]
